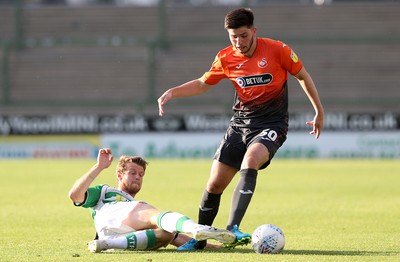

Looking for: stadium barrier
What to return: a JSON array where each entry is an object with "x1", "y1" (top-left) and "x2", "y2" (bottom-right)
[{"x1": 0, "y1": 112, "x2": 399, "y2": 159}]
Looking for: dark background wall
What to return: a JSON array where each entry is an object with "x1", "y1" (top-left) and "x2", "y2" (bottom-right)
[{"x1": 0, "y1": 1, "x2": 399, "y2": 115}]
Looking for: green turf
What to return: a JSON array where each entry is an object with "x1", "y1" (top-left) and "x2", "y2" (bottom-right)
[{"x1": 0, "y1": 158, "x2": 399, "y2": 261}]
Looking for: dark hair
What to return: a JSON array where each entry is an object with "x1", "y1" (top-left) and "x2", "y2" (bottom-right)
[{"x1": 224, "y1": 8, "x2": 254, "y2": 29}]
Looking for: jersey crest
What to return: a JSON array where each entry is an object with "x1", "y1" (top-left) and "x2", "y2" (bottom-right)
[{"x1": 258, "y1": 58, "x2": 268, "y2": 68}]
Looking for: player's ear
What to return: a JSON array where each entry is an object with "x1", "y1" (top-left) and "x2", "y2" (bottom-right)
[{"x1": 116, "y1": 171, "x2": 123, "y2": 182}]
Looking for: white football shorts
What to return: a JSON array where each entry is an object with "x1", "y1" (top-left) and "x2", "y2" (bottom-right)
[{"x1": 94, "y1": 200, "x2": 144, "y2": 239}]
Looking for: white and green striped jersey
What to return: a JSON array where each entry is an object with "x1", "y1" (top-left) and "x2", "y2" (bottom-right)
[{"x1": 74, "y1": 184, "x2": 136, "y2": 218}]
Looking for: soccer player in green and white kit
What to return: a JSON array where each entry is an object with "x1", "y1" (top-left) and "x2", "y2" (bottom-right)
[{"x1": 68, "y1": 148, "x2": 235, "y2": 252}]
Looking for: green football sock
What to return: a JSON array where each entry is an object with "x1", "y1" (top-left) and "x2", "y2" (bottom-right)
[
  {"x1": 157, "y1": 211, "x2": 197, "y2": 233},
  {"x1": 125, "y1": 229, "x2": 156, "y2": 250}
]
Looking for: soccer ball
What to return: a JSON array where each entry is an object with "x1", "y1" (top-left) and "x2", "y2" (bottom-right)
[{"x1": 251, "y1": 224, "x2": 285, "y2": 254}]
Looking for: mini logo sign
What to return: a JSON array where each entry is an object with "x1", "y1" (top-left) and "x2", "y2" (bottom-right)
[
  {"x1": 290, "y1": 51, "x2": 299, "y2": 63},
  {"x1": 235, "y1": 73, "x2": 273, "y2": 88},
  {"x1": 258, "y1": 58, "x2": 268, "y2": 68},
  {"x1": 236, "y1": 60, "x2": 248, "y2": 69}
]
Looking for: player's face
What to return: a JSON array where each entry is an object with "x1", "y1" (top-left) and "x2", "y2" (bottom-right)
[
  {"x1": 227, "y1": 26, "x2": 257, "y2": 57},
  {"x1": 118, "y1": 162, "x2": 144, "y2": 196}
]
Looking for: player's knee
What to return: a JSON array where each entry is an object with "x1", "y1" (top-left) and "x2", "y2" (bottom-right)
[
  {"x1": 242, "y1": 152, "x2": 270, "y2": 169},
  {"x1": 241, "y1": 158, "x2": 256, "y2": 169},
  {"x1": 206, "y1": 181, "x2": 226, "y2": 194}
]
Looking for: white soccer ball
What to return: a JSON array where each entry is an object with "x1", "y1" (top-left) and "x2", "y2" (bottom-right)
[{"x1": 251, "y1": 224, "x2": 285, "y2": 254}]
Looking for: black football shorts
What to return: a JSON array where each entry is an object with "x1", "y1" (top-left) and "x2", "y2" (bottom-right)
[{"x1": 213, "y1": 125, "x2": 287, "y2": 170}]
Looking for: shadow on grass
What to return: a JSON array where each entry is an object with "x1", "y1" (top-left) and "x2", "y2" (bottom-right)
[
  {"x1": 283, "y1": 249, "x2": 398, "y2": 257},
  {"x1": 95, "y1": 247, "x2": 254, "y2": 254},
  {"x1": 94, "y1": 248, "x2": 398, "y2": 256}
]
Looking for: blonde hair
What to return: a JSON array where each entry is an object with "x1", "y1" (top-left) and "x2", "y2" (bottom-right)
[{"x1": 116, "y1": 155, "x2": 148, "y2": 174}]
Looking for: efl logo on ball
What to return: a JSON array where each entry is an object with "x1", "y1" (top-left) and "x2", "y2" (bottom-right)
[{"x1": 251, "y1": 224, "x2": 285, "y2": 254}]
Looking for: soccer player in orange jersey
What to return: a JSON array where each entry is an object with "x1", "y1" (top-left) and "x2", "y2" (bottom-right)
[{"x1": 158, "y1": 7, "x2": 324, "y2": 250}]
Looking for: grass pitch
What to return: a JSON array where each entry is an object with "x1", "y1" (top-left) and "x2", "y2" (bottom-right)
[{"x1": 0, "y1": 158, "x2": 399, "y2": 261}]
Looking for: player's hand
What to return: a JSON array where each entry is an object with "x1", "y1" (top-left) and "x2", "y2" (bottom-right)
[
  {"x1": 157, "y1": 90, "x2": 172, "y2": 117},
  {"x1": 306, "y1": 114, "x2": 324, "y2": 139},
  {"x1": 97, "y1": 148, "x2": 114, "y2": 169}
]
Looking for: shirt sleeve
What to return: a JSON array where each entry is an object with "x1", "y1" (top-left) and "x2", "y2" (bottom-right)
[
  {"x1": 200, "y1": 53, "x2": 226, "y2": 85},
  {"x1": 280, "y1": 42, "x2": 303, "y2": 76},
  {"x1": 73, "y1": 184, "x2": 103, "y2": 208}
]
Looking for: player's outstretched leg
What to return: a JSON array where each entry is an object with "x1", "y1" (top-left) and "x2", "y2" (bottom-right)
[
  {"x1": 157, "y1": 211, "x2": 235, "y2": 244},
  {"x1": 88, "y1": 229, "x2": 160, "y2": 253}
]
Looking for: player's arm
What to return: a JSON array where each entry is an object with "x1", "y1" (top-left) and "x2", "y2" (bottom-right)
[
  {"x1": 68, "y1": 148, "x2": 114, "y2": 204},
  {"x1": 157, "y1": 78, "x2": 213, "y2": 116},
  {"x1": 294, "y1": 66, "x2": 324, "y2": 139}
]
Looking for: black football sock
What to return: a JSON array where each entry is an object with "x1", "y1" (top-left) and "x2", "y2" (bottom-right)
[
  {"x1": 227, "y1": 168, "x2": 258, "y2": 231},
  {"x1": 196, "y1": 190, "x2": 222, "y2": 249},
  {"x1": 198, "y1": 190, "x2": 222, "y2": 225}
]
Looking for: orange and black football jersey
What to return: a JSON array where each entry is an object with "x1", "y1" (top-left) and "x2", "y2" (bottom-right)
[{"x1": 201, "y1": 38, "x2": 303, "y2": 128}]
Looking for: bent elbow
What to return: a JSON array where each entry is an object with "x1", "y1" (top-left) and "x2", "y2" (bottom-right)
[
  {"x1": 68, "y1": 189, "x2": 76, "y2": 202},
  {"x1": 68, "y1": 189, "x2": 83, "y2": 203}
]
